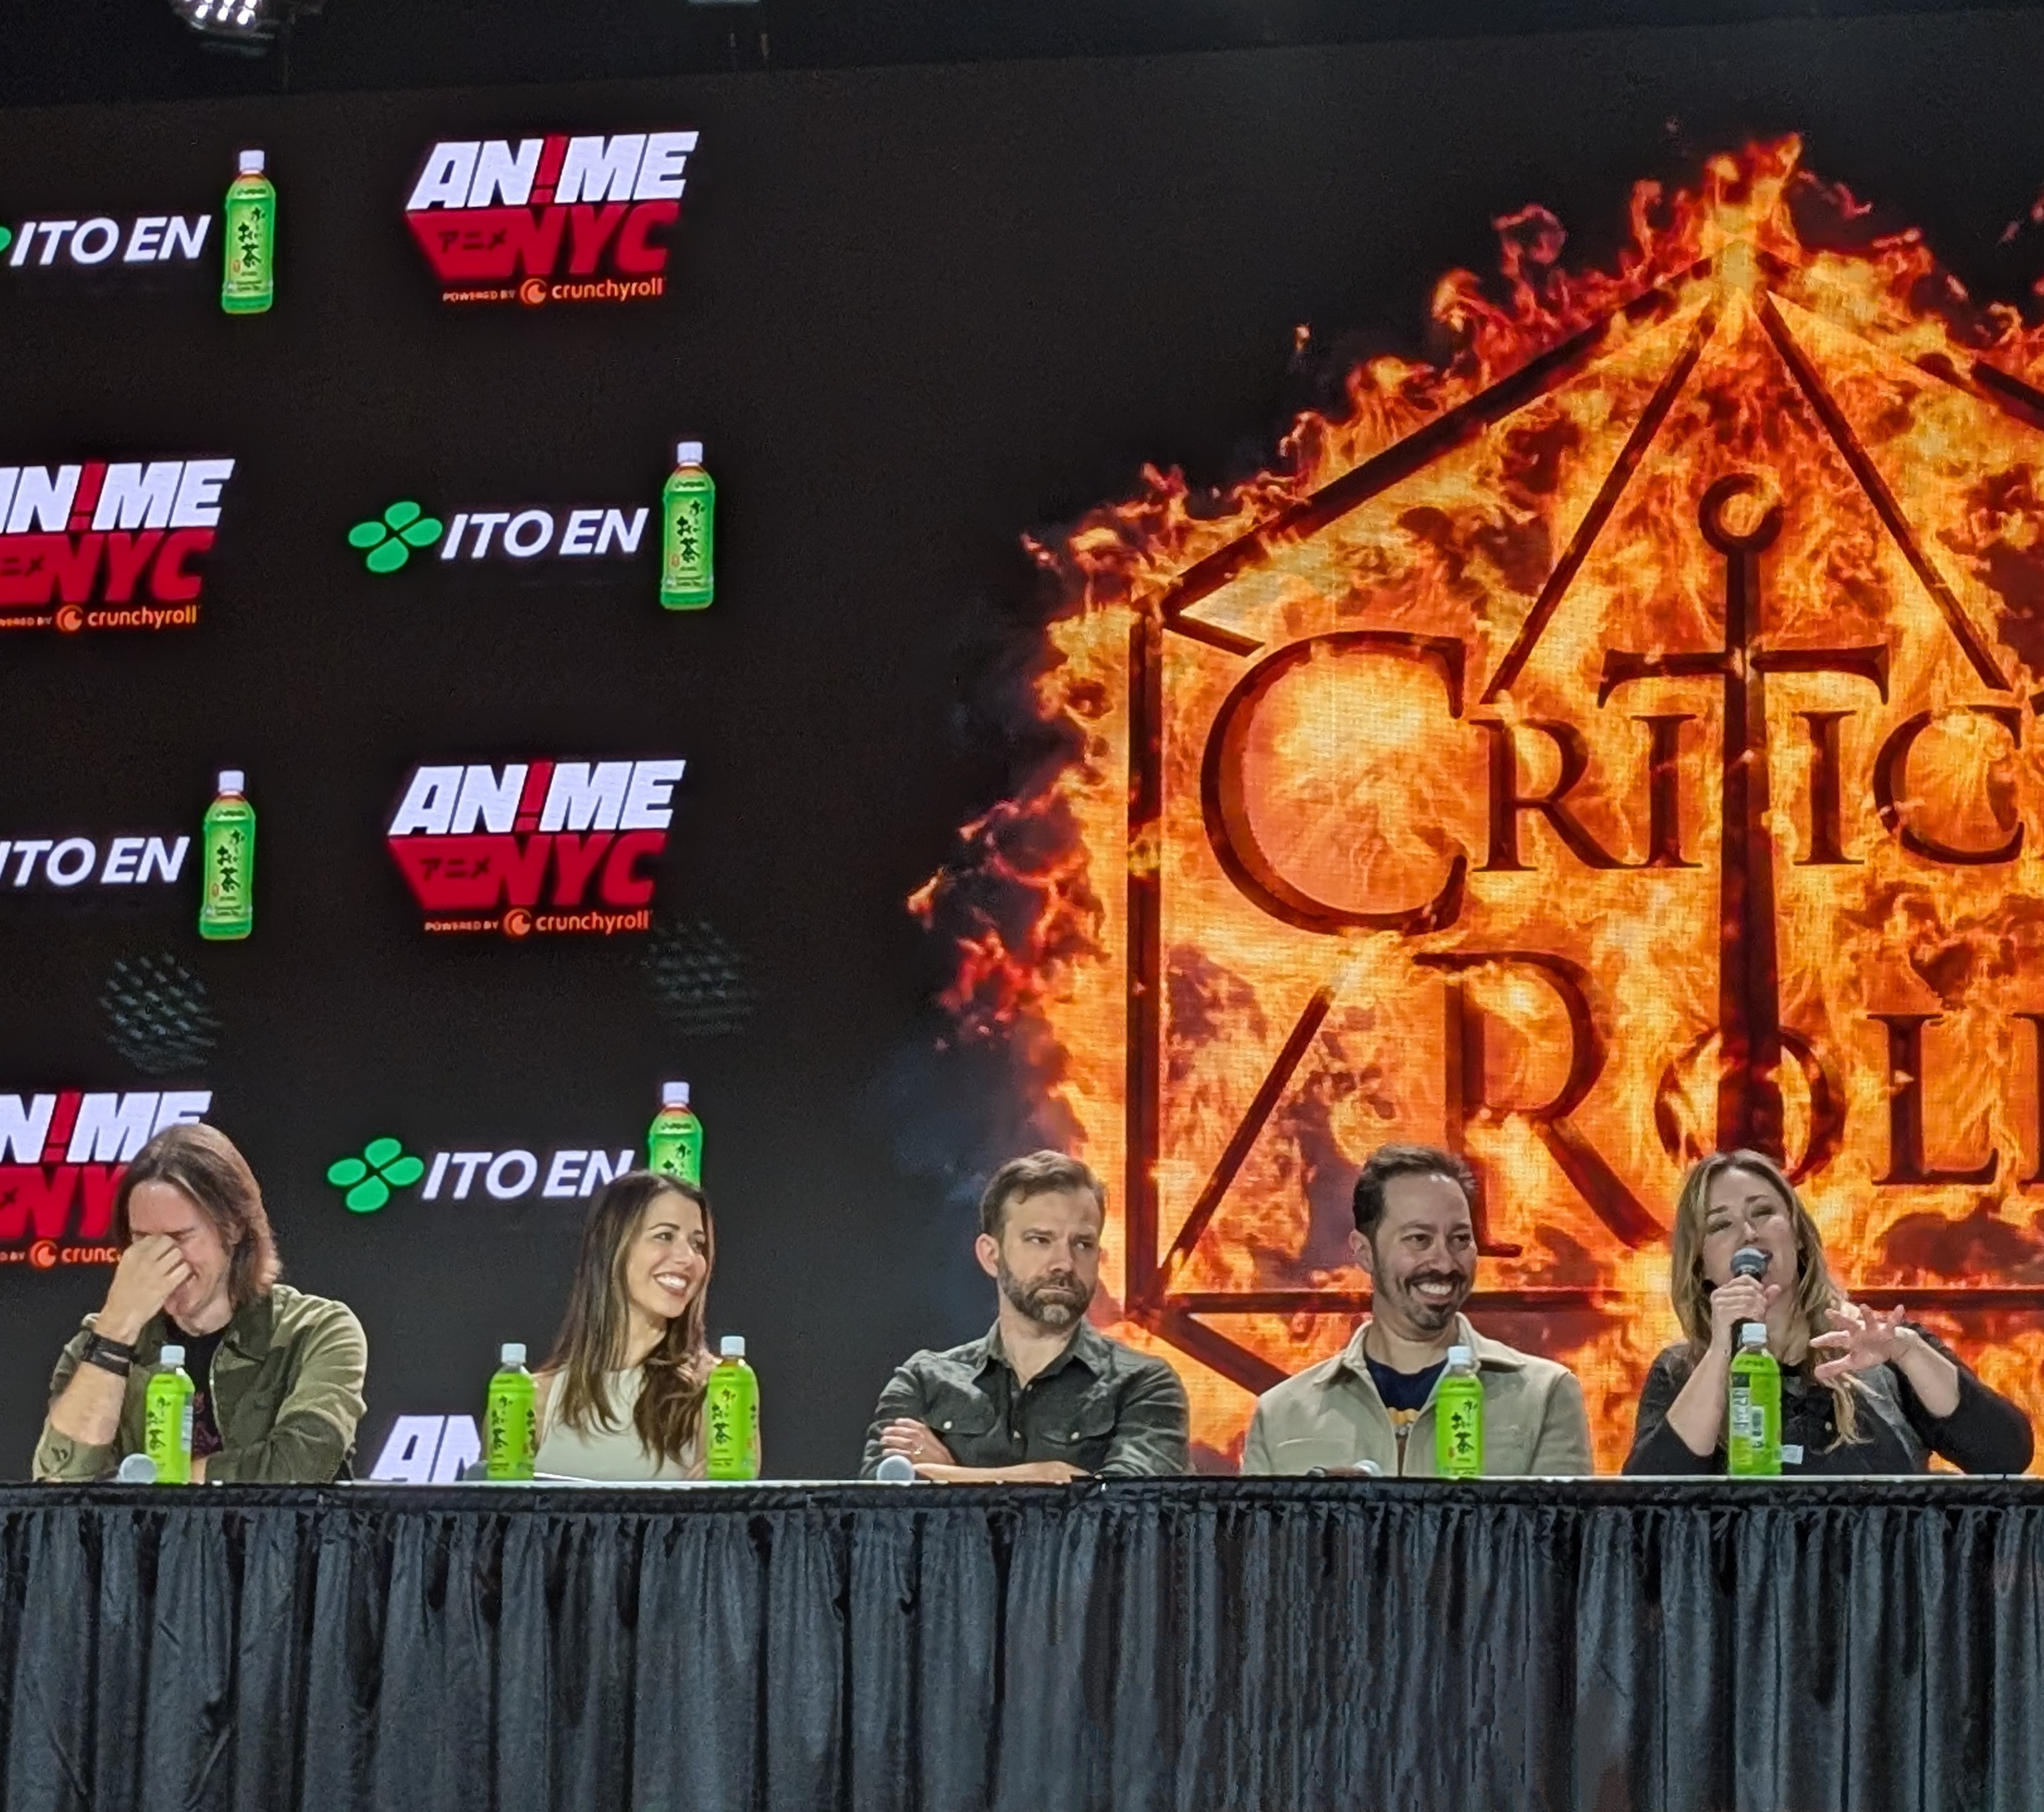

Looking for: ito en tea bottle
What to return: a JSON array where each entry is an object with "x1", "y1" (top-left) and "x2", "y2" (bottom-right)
[
  {"x1": 660, "y1": 441, "x2": 715, "y2": 610},
  {"x1": 198, "y1": 770, "x2": 255, "y2": 941},
  {"x1": 1433, "y1": 1343, "x2": 1485, "y2": 1478},
  {"x1": 705, "y1": 1335, "x2": 759, "y2": 1481},
  {"x1": 144, "y1": 1344, "x2": 196, "y2": 1485},
  {"x1": 485, "y1": 1343, "x2": 538, "y2": 1481},
  {"x1": 1727, "y1": 1322, "x2": 1783, "y2": 1477},
  {"x1": 647, "y1": 1082, "x2": 703, "y2": 1186},
  {"x1": 221, "y1": 149, "x2": 275, "y2": 315}
]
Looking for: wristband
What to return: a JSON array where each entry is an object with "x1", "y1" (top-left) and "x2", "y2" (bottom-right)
[{"x1": 83, "y1": 1333, "x2": 136, "y2": 1378}]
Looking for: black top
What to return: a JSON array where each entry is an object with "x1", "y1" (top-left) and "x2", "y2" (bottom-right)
[
  {"x1": 168, "y1": 1320, "x2": 226, "y2": 1459},
  {"x1": 1625, "y1": 1324, "x2": 2033, "y2": 1475},
  {"x1": 858, "y1": 1320, "x2": 1190, "y2": 1477},
  {"x1": 1365, "y1": 1356, "x2": 1447, "y2": 1415}
]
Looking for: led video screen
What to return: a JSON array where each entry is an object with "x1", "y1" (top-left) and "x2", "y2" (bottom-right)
[{"x1": 8, "y1": 14, "x2": 2044, "y2": 1476}]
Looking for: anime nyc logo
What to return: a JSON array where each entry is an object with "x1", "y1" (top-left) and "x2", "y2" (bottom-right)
[
  {"x1": 0, "y1": 1089, "x2": 211, "y2": 1265},
  {"x1": 916, "y1": 141, "x2": 2044, "y2": 1469},
  {"x1": 386, "y1": 757, "x2": 685, "y2": 935},
  {"x1": 0, "y1": 458, "x2": 236, "y2": 633},
  {"x1": 403, "y1": 131, "x2": 698, "y2": 307}
]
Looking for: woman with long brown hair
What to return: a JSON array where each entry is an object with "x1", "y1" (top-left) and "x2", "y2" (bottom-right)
[
  {"x1": 533, "y1": 1169, "x2": 718, "y2": 1480},
  {"x1": 1625, "y1": 1149, "x2": 2031, "y2": 1475}
]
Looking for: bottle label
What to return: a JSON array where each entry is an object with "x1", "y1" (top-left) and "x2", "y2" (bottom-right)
[
  {"x1": 204, "y1": 822, "x2": 249, "y2": 911},
  {"x1": 1438, "y1": 1396, "x2": 1482, "y2": 1477},
  {"x1": 224, "y1": 193, "x2": 272, "y2": 294},
  {"x1": 705, "y1": 1372, "x2": 757, "y2": 1478},
  {"x1": 647, "y1": 1118, "x2": 703, "y2": 1185},
  {"x1": 662, "y1": 486, "x2": 712, "y2": 597}
]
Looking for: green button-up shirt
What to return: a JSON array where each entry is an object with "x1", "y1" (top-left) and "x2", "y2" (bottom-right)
[
  {"x1": 33, "y1": 1284, "x2": 369, "y2": 1485},
  {"x1": 859, "y1": 1319, "x2": 1190, "y2": 1478}
]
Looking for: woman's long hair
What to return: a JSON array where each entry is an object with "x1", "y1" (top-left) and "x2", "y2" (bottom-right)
[
  {"x1": 543, "y1": 1171, "x2": 715, "y2": 1467},
  {"x1": 1669, "y1": 1149, "x2": 1861, "y2": 1443}
]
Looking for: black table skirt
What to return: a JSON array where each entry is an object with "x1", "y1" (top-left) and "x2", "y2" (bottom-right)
[{"x1": 3, "y1": 1477, "x2": 2043, "y2": 1812}]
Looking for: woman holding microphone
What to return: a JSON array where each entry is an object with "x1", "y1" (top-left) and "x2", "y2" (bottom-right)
[{"x1": 1625, "y1": 1149, "x2": 2032, "y2": 1475}]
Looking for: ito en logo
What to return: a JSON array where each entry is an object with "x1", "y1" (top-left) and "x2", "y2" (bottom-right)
[
  {"x1": 327, "y1": 1136, "x2": 426, "y2": 1211},
  {"x1": 349, "y1": 502, "x2": 444, "y2": 572}
]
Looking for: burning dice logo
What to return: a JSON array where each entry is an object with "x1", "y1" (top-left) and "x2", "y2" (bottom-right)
[{"x1": 918, "y1": 138, "x2": 2044, "y2": 1469}]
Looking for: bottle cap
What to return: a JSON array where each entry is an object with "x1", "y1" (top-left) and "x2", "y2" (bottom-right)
[
  {"x1": 1446, "y1": 1344, "x2": 1472, "y2": 1368},
  {"x1": 500, "y1": 1342, "x2": 526, "y2": 1365},
  {"x1": 661, "y1": 1082, "x2": 691, "y2": 1110},
  {"x1": 676, "y1": 440, "x2": 704, "y2": 466},
  {"x1": 238, "y1": 150, "x2": 265, "y2": 176},
  {"x1": 1740, "y1": 1322, "x2": 1768, "y2": 1346},
  {"x1": 218, "y1": 770, "x2": 245, "y2": 794},
  {"x1": 160, "y1": 1344, "x2": 186, "y2": 1366},
  {"x1": 719, "y1": 1334, "x2": 745, "y2": 1359}
]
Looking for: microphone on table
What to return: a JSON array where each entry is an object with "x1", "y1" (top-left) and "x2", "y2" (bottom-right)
[
  {"x1": 875, "y1": 1454, "x2": 918, "y2": 1485},
  {"x1": 117, "y1": 1453, "x2": 158, "y2": 1484},
  {"x1": 1731, "y1": 1247, "x2": 1769, "y2": 1281}
]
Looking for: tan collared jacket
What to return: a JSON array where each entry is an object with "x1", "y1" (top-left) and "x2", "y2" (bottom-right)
[{"x1": 1240, "y1": 1314, "x2": 1594, "y2": 1477}]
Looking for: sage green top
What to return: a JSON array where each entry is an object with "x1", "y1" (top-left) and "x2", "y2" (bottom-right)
[{"x1": 534, "y1": 1368, "x2": 703, "y2": 1481}]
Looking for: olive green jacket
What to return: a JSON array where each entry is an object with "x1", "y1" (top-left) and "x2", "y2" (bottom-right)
[
  {"x1": 1240, "y1": 1314, "x2": 1594, "y2": 1477},
  {"x1": 33, "y1": 1284, "x2": 369, "y2": 1484}
]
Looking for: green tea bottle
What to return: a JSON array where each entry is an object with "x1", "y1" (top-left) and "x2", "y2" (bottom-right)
[
  {"x1": 485, "y1": 1343, "x2": 538, "y2": 1481},
  {"x1": 660, "y1": 441, "x2": 715, "y2": 609},
  {"x1": 222, "y1": 149, "x2": 275, "y2": 315},
  {"x1": 198, "y1": 769, "x2": 255, "y2": 941},
  {"x1": 1727, "y1": 1322, "x2": 1782, "y2": 1477},
  {"x1": 144, "y1": 1344, "x2": 196, "y2": 1485},
  {"x1": 1433, "y1": 1342, "x2": 1485, "y2": 1478},
  {"x1": 647, "y1": 1081, "x2": 703, "y2": 1186},
  {"x1": 705, "y1": 1335, "x2": 759, "y2": 1481}
]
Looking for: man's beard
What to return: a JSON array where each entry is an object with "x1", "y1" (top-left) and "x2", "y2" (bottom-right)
[
  {"x1": 1385, "y1": 1269, "x2": 1470, "y2": 1333},
  {"x1": 999, "y1": 1260, "x2": 1095, "y2": 1329}
]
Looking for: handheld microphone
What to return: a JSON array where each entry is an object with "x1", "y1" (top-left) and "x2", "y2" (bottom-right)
[
  {"x1": 875, "y1": 1453, "x2": 918, "y2": 1484},
  {"x1": 1731, "y1": 1247, "x2": 1769, "y2": 1281}
]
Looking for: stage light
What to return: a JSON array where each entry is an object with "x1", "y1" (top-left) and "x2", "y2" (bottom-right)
[{"x1": 166, "y1": 0, "x2": 323, "y2": 53}]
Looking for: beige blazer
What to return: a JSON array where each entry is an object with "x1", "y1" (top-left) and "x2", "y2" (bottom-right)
[{"x1": 1240, "y1": 1314, "x2": 1594, "y2": 1477}]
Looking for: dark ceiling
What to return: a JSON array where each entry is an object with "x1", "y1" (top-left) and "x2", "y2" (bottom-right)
[{"x1": 1, "y1": 0, "x2": 2038, "y2": 107}]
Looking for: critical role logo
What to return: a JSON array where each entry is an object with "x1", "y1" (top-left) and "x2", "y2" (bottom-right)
[
  {"x1": 403, "y1": 130, "x2": 697, "y2": 307},
  {"x1": 0, "y1": 458, "x2": 236, "y2": 633},
  {"x1": 349, "y1": 498, "x2": 647, "y2": 574},
  {"x1": 0, "y1": 1089, "x2": 211, "y2": 1266},
  {"x1": 386, "y1": 757, "x2": 685, "y2": 936}
]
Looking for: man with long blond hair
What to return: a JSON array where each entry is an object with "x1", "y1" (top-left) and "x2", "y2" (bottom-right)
[{"x1": 1625, "y1": 1149, "x2": 2031, "y2": 1475}]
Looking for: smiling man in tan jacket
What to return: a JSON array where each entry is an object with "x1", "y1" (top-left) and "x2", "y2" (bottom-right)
[{"x1": 1241, "y1": 1143, "x2": 1593, "y2": 1477}]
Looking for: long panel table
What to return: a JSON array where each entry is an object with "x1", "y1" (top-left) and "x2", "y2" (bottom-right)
[{"x1": 3, "y1": 1477, "x2": 2041, "y2": 1812}]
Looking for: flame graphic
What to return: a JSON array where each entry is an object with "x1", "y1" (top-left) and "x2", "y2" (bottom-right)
[{"x1": 916, "y1": 138, "x2": 2044, "y2": 1471}]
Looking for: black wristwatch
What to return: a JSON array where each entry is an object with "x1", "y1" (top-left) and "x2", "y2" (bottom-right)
[{"x1": 83, "y1": 1332, "x2": 137, "y2": 1378}]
